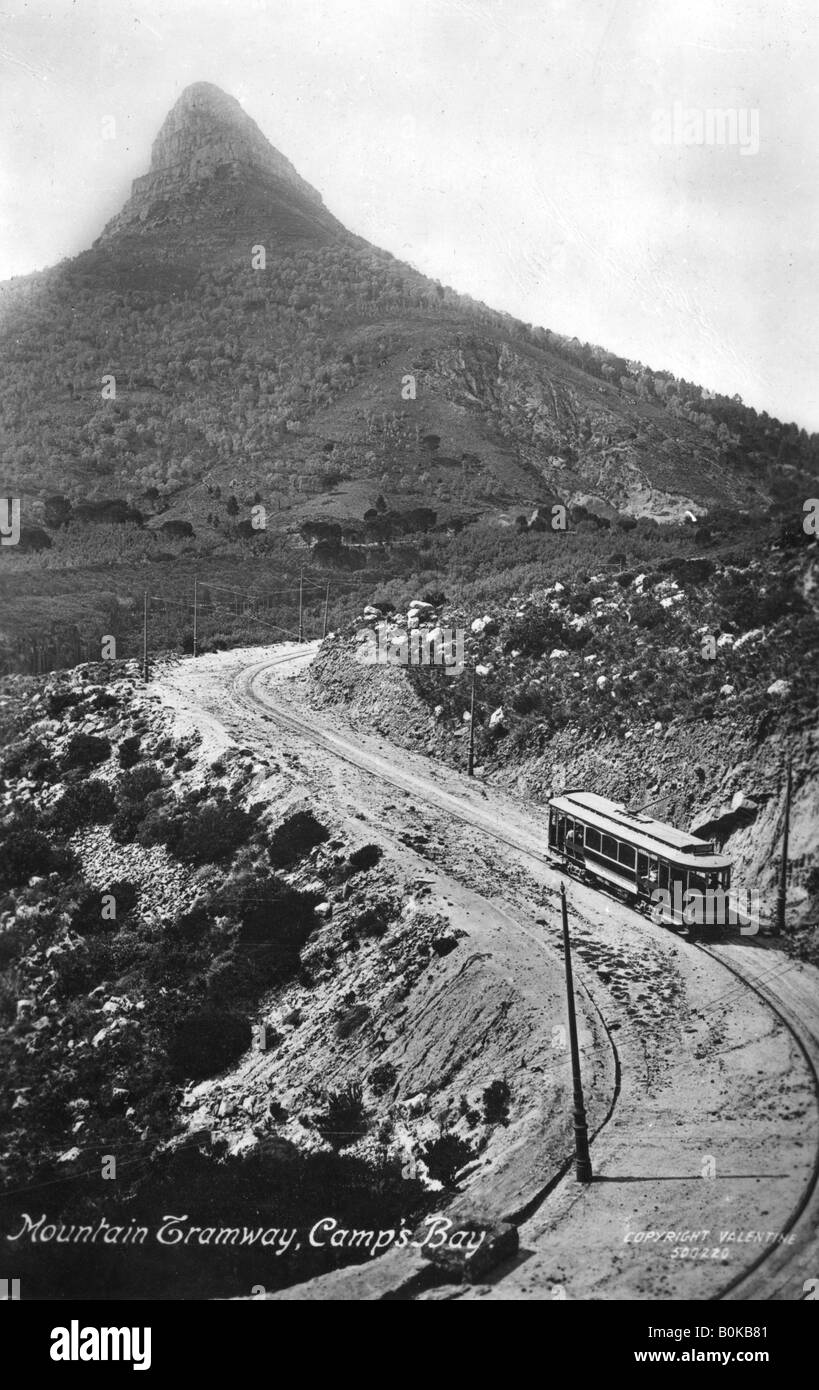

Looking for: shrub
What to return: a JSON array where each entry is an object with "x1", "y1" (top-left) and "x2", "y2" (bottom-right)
[
  {"x1": 482, "y1": 1078, "x2": 511, "y2": 1125},
  {"x1": 47, "y1": 690, "x2": 83, "y2": 718},
  {"x1": 49, "y1": 779, "x2": 116, "y2": 835},
  {"x1": 368, "y1": 1062, "x2": 397, "y2": 1096},
  {"x1": 110, "y1": 802, "x2": 146, "y2": 844},
  {"x1": 230, "y1": 879, "x2": 317, "y2": 948},
  {"x1": 119, "y1": 763, "x2": 163, "y2": 800},
  {"x1": 61, "y1": 733, "x2": 111, "y2": 772},
  {"x1": 315, "y1": 1082, "x2": 368, "y2": 1149},
  {"x1": 419, "y1": 1132, "x2": 475, "y2": 1186},
  {"x1": 167, "y1": 899, "x2": 213, "y2": 944},
  {"x1": 118, "y1": 736, "x2": 142, "y2": 769},
  {"x1": 170, "y1": 799, "x2": 257, "y2": 864},
  {"x1": 166, "y1": 1008, "x2": 252, "y2": 1081},
  {"x1": 346, "y1": 844, "x2": 383, "y2": 875},
  {"x1": 504, "y1": 610, "x2": 566, "y2": 658},
  {"x1": 0, "y1": 920, "x2": 28, "y2": 969},
  {"x1": 356, "y1": 903, "x2": 392, "y2": 937},
  {"x1": 50, "y1": 936, "x2": 114, "y2": 999},
  {"x1": 267, "y1": 810, "x2": 329, "y2": 868},
  {"x1": 0, "y1": 828, "x2": 76, "y2": 888},
  {"x1": 135, "y1": 806, "x2": 174, "y2": 848},
  {"x1": 2, "y1": 737, "x2": 51, "y2": 781},
  {"x1": 0, "y1": 969, "x2": 19, "y2": 1023}
]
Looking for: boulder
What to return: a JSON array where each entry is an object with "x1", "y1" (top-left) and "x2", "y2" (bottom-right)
[{"x1": 419, "y1": 1214, "x2": 519, "y2": 1283}]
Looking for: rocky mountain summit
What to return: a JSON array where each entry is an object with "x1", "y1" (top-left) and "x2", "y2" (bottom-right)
[{"x1": 98, "y1": 82, "x2": 345, "y2": 246}]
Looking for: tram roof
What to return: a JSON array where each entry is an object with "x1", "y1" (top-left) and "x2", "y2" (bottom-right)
[{"x1": 549, "y1": 790, "x2": 732, "y2": 867}]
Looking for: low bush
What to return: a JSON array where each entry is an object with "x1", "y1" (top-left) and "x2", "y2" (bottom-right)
[
  {"x1": 165, "y1": 1008, "x2": 252, "y2": 1081},
  {"x1": 47, "y1": 690, "x2": 84, "y2": 718},
  {"x1": 0, "y1": 828, "x2": 76, "y2": 888},
  {"x1": 110, "y1": 802, "x2": 146, "y2": 844},
  {"x1": 171, "y1": 799, "x2": 257, "y2": 865},
  {"x1": 482, "y1": 1078, "x2": 511, "y2": 1125},
  {"x1": 49, "y1": 779, "x2": 116, "y2": 835},
  {"x1": 346, "y1": 844, "x2": 383, "y2": 875},
  {"x1": 419, "y1": 1131, "x2": 475, "y2": 1186},
  {"x1": 315, "y1": 1082, "x2": 368, "y2": 1149},
  {"x1": 267, "y1": 811, "x2": 329, "y2": 868},
  {"x1": 119, "y1": 763, "x2": 163, "y2": 801},
  {"x1": 2, "y1": 737, "x2": 52, "y2": 781},
  {"x1": 61, "y1": 733, "x2": 111, "y2": 772},
  {"x1": 50, "y1": 936, "x2": 114, "y2": 999},
  {"x1": 117, "y1": 736, "x2": 142, "y2": 769},
  {"x1": 368, "y1": 1061, "x2": 397, "y2": 1096}
]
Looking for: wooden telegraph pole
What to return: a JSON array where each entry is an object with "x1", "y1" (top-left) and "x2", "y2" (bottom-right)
[
  {"x1": 192, "y1": 576, "x2": 198, "y2": 658},
  {"x1": 322, "y1": 579, "x2": 330, "y2": 639},
  {"x1": 774, "y1": 760, "x2": 792, "y2": 937},
  {"x1": 560, "y1": 882, "x2": 593, "y2": 1183},
  {"x1": 298, "y1": 568, "x2": 304, "y2": 643},
  {"x1": 467, "y1": 667, "x2": 476, "y2": 777},
  {"x1": 142, "y1": 591, "x2": 149, "y2": 681}
]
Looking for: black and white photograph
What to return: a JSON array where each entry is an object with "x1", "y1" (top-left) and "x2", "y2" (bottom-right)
[{"x1": 0, "y1": 0, "x2": 817, "y2": 1337}]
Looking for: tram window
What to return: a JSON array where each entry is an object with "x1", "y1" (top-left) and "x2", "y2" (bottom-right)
[
  {"x1": 618, "y1": 843, "x2": 636, "y2": 869},
  {"x1": 601, "y1": 834, "x2": 617, "y2": 860},
  {"x1": 658, "y1": 861, "x2": 670, "y2": 890},
  {"x1": 637, "y1": 853, "x2": 649, "y2": 878},
  {"x1": 586, "y1": 827, "x2": 601, "y2": 852},
  {"x1": 688, "y1": 872, "x2": 706, "y2": 896}
]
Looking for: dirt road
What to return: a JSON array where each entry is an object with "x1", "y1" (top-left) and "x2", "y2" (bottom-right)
[{"x1": 158, "y1": 643, "x2": 819, "y2": 1301}]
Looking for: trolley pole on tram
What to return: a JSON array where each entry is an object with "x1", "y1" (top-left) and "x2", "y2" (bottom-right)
[{"x1": 560, "y1": 881, "x2": 593, "y2": 1183}]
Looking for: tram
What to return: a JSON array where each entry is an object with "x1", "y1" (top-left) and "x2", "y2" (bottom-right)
[{"x1": 547, "y1": 790, "x2": 745, "y2": 929}]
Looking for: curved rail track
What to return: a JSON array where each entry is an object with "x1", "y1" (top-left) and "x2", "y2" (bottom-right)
[{"x1": 223, "y1": 648, "x2": 819, "y2": 1300}]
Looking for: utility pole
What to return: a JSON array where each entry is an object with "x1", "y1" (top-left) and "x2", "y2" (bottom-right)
[
  {"x1": 322, "y1": 579, "x2": 330, "y2": 639},
  {"x1": 467, "y1": 667, "x2": 476, "y2": 777},
  {"x1": 142, "y1": 591, "x2": 149, "y2": 682},
  {"x1": 192, "y1": 576, "x2": 198, "y2": 658},
  {"x1": 774, "y1": 760, "x2": 792, "y2": 937},
  {"x1": 298, "y1": 568, "x2": 304, "y2": 643},
  {"x1": 560, "y1": 882, "x2": 593, "y2": 1183}
]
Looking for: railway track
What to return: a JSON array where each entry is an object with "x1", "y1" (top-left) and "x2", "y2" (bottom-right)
[{"x1": 223, "y1": 647, "x2": 819, "y2": 1300}]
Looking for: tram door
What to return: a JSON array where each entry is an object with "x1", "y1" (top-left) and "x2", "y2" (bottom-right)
[{"x1": 636, "y1": 852, "x2": 649, "y2": 895}]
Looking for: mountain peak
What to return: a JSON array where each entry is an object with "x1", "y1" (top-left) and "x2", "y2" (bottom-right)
[{"x1": 98, "y1": 82, "x2": 330, "y2": 244}]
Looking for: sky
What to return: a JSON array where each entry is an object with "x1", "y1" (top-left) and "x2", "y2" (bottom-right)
[{"x1": 1, "y1": 0, "x2": 816, "y2": 429}]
